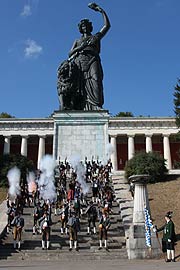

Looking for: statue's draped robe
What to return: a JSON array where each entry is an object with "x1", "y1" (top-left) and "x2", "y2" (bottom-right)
[{"x1": 72, "y1": 32, "x2": 104, "y2": 110}]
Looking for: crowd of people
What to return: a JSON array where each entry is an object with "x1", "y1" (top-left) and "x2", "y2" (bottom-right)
[
  {"x1": 5, "y1": 157, "x2": 177, "y2": 262},
  {"x1": 6, "y1": 158, "x2": 114, "y2": 251}
]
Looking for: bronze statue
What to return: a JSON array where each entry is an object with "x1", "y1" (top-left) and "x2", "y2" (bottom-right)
[
  {"x1": 57, "y1": 3, "x2": 111, "y2": 111},
  {"x1": 57, "y1": 60, "x2": 84, "y2": 110}
]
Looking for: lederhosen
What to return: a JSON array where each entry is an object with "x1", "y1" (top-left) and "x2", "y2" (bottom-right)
[
  {"x1": 40, "y1": 216, "x2": 50, "y2": 241},
  {"x1": 11, "y1": 216, "x2": 24, "y2": 241},
  {"x1": 68, "y1": 217, "x2": 80, "y2": 241},
  {"x1": 86, "y1": 205, "x2": 97, "y2": 228},
  {"x1": 33, "y1": 206, "x2": 40, "y2": 227},
  {"x1": 60, "y1": 207, "x2": 68, "y2": 229},
  {"x1": 99, "y1": 216, "x2": 110, "y2": 240}
]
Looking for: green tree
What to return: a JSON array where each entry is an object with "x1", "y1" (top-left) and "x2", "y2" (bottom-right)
[
  {"x1": 125, "y1": 151, "x2": 168, "y2": 183},
  {"x1": 173, "y1": 78, "x2": 180, "y2": 127},
  {"x1": 114, "y1": 111, "x2": 134, "y2": 117},
  {"x1": 0, "y1": 154, "x2": 35, "y2": 187},
  {"x1": 0, "y1": 112, "x2": 15, "y2": 118}
]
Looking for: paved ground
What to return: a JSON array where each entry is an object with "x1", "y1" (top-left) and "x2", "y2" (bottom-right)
[{"x1": 0, "y1": 259, "x2": 179, "y2": 270}]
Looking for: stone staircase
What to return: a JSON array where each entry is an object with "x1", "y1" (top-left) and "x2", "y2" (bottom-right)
[
  {"x1": 0, "y1": 176, "x2": 128, "y2": 261},
  {"x1": 112, "y1": 172, "x2": 134, "y2": 243}
]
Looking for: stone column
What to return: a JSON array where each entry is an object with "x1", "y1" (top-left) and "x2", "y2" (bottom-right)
[
  {"x1": 163, "y1": 134, "x2": 172, "y2": 170},
  {"x1": 53, "y1": 122, "x2": 58, "y2": 160},
  {"x1": 126, "y1": 175, "x2": 161, "y2": 259},
  {"x1": 21, "y1": 136, "x2": 28, "y2": 157},
  {"x1": 110, "y1": 135, "x2": 118, "y2": 171},
  {"x1": 37, "y1": 136, "x2": 46, "y2": 169},
  {"x1": 132, "y1": 175, "x2": 150, "y2": 224},
  {"x1": 3, "y1": 136, "x2": 11, "y2": 154},
  {"x1": 145, "y1": 135, "x2": 152, "y2": 153},
  {"x1": 128, "y1": 135, "x2": 135, "y2": 160}
]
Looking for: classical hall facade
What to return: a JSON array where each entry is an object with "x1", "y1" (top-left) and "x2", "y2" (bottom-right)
[{"x1": 0, "y1": 116, "x2": 180, "y2": 172}]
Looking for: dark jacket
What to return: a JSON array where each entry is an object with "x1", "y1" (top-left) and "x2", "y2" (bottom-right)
[
  {"x1": 11, "y1": 216, "x2": 24, "y2": 228},
  {"x1": 157, "y1": 220, "x2": 176, "y2": 242},
  {"x1": 85, "y1": 205, "x2": 97, "y2": 220},
  {"x1": 99, "y1": 215, "x2": 111, "y2": 230},
  {"x1": 39, "y1": 215, "x2": 51, "y2": 229}
]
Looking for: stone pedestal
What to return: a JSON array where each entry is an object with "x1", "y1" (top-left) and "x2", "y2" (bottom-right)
[
  {"x1": 127, "y1": 175, "x2": 161, "y2": 259},
  {"x1": 52, "y1": 111, "x2": 110, "y2": 162}
]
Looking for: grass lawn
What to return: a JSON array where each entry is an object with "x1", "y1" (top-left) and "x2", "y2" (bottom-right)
[{"x1": 148, "y1": 177, "x2": 180, "y2": 259}]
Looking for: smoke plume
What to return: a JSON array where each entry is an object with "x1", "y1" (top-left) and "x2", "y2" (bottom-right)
[
  {"x1": 7, "y1": 166, "x2": 21, "y2": 200},
  {"x1": 38, "y1": 155, "x2": 57, "y2": 201},
  {"x1": 27, "y1": 171, "x2": 37, "y2": 193},
  {"x1": 70, "y1": 154, "x2": 89, "y2": 194}
]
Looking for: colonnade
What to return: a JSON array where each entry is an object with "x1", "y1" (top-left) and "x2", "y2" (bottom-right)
[
  {"x1": 110, "y1": 134, "x2": 172, "y2": 171},
  {"x1": 1, "y1": 133, "x2": 174, "y2": 171},
  {"x1": 2, "y1": 135, "x2": 46, "y2": 169}
]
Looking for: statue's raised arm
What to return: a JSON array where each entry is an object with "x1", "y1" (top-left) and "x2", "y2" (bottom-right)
[
  {"x1": 69, "y1": 3, "x2": 111, "y2": 58},
  {"x1": 88, "y1": 2, "x2": 111, "y2": 37}
]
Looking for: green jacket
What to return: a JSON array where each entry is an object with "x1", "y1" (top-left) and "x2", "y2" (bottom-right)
[{"x1": 157, "y1": 220, "x2": 176, "y2": 242}]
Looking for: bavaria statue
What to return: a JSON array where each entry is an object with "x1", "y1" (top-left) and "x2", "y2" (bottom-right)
[{"x1": 57, "y1": 3, "x2": 111, "y2": 111}]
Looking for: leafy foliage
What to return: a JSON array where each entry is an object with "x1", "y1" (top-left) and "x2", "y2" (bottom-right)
[
  {"x1": 0, "y1": 154, "x2": 35, "y2": 187},
  {"x1": 125, "y1": 151, "x2": 168, "y2": 183},
  {"x1": 114, "y1": 111, "x2": 134, "y2": 117},
  {"x1": 173, "y1": 78, "x2": 180, "y2": 128},
  {"x1": 0, "y1": 112, "x2": 15, "y2": 118}
]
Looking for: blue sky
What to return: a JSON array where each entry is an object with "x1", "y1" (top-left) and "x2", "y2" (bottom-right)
[{"x1": 0, "y1": 0, "x2": 180, "y2": 118}]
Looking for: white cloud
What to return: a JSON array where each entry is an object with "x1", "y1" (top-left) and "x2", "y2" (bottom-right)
[
  {"x1": 21, "y1": 5, "x2": 32, "y2": 17},
  {"x1": 24, "y1": 39, "x2": 43, "y2": 58}
]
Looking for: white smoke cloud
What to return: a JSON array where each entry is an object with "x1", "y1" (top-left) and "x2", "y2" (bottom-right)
[
  {"x1": 24, "y1": 39, "x2": 43, "y2": 58},
  {"x1": 70, "y1": 154, "x2": 89, "y2": 194},
  {"x1": 38, "y1": 155, "x2": 57, "y2": 201},
  {"x1": 7, "y1": 167, "x2": 21, "y2": 200},
  {"x1": 100, "y1": 143, "x2": 114, "y2": 166}
]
